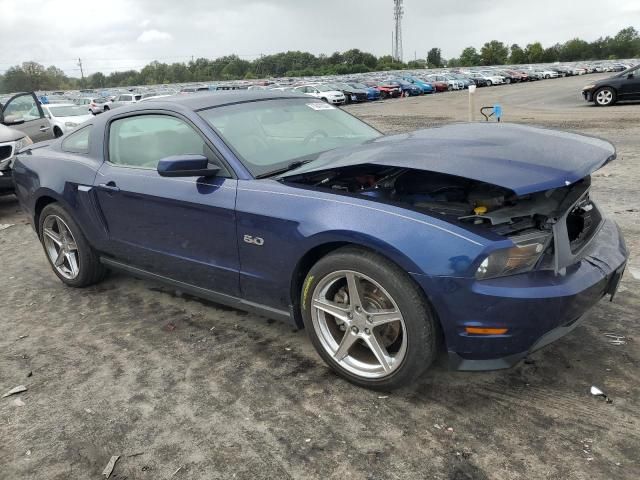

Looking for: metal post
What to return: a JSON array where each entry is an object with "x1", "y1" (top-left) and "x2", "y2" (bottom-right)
[{"x1": 468, "y1": 85, "x2": 476, "y2": 122}]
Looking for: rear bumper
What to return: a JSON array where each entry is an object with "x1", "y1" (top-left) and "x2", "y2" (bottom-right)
[{"x1": 412, "y1": 218, "x2": 628, "y2": 370}]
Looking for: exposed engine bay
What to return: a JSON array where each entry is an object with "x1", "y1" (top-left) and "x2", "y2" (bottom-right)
[{"x1": 284, "y1": 164, "x2": 596, "y2": 243}]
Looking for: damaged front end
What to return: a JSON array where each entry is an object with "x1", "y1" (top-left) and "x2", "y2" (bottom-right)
[{"x1": 283, "y1": 163, "x2": 607, "y2": 279}]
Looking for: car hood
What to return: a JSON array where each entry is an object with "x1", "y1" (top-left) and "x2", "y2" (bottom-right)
[
  {"x1": 282, "y1": 123, "x2": 616, "y2": 195},
  {"x1": 0, "y1": 123, "x2": 25, "y2": 142}
]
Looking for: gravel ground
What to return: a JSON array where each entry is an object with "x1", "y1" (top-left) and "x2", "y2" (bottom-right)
[{"x1": 1, "y1": 74, "x2": 638, "y2": 480}]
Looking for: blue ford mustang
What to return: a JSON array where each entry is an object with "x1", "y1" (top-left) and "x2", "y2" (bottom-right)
[{"x1": 13, "y1": 91, "x2": 628, "y2": 390}]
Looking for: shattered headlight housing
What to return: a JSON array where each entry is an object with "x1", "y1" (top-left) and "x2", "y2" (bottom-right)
[
  {"x1": 476, "y1": 231, "x2": 552, "y2": 280},
  {"x1": 15, "y1": 135, "x2": 33, "y2": 152}
]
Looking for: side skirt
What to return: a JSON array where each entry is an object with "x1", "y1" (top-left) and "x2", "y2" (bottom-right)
[{"x1": 100, "y1": 257, "x2": 293, "y2": 324}]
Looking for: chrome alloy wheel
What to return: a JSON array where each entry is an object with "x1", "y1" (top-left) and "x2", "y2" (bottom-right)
[
  {"x1": 596, "y1": 89, "x2": 613, "y2": 105},
  {"x1": 42, "y1": 215, "x2": 80, "y2": 280},
  {"x1": 310, "y1": 270, "x2": 407, "y2": 379}
]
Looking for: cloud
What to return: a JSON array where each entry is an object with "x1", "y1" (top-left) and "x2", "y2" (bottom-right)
[
  {"x1": 137, "y1": 29, "x2": 172, "y2": 43},
  {"x1": 1, "y1": 0, "x2": 639, "y2": 77}
]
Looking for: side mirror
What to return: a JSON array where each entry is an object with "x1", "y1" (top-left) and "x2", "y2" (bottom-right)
[
  {"x1": 157, "y1": 154, "x2": 220, "y2": 177},
  {"x1": 628, "y1": 73, "x2": 634, "y2": 79},
  {"x1": 3, "y1": 115, "x2": 25, "y2": 125}
]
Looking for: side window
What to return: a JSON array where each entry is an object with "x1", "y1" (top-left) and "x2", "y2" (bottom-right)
[
  {"x1": 61, "y1": 126, "x2": 91, "y2": 154},
  {"x1": 4, "y1": 94, "x2": 42, "y2": 121},
  {"x1": 108, "y1": 115, "x2": 207, "y2": 169}
]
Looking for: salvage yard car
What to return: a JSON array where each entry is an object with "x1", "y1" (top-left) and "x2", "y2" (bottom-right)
[
  {"x1": 42, "y1": 104, "x2": 93, "y2": 137},
  {"x1": 0, "y1": 124, "x2": 32, "y2": 195},
  {"x1": 13, "y1": 91, "x2": 628, "y2": 390},
  {"x1": 582, "y1": 63, "x2": 640, "y2": 106}
]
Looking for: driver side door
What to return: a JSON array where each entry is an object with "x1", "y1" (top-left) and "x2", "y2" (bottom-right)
[
  {"x1": 92, "y1": 112, "x2": 240, "y2": 296},
  {"x1": 1, "y1": 93, "x2": 54, "y2": 142},
  {"x1": 619, "y1": 68, "x2": 640, "y2": 99}
]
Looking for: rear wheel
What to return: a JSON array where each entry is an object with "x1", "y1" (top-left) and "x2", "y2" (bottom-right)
[
  {"x1": 594, "y1": 87, "x2": 616, "y2": 107},
  {"x1": 39, "y1": 203, "x2": 106, "y2": 287},
  {"x1": 505, "y1": 78, "x2": 511, "y2": 84},
  {"x1": 301, "y1": 247, "x2": 437, "y2": 390}
]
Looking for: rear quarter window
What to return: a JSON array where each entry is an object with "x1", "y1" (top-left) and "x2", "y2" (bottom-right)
[{"x1": 61, "y1": 126, "x2": 92, "y2": 154}]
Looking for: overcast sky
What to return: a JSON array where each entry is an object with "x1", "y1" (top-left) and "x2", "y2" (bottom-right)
[{"x1": 1, "y1": 0, "x2": 639, "y2": 76}]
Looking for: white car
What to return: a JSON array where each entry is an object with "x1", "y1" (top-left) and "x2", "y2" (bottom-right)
[
  {"x1": 479, "y1": 71, "x2": 506, "y2": 85},
  {"x1": 468, "y1": 72, "x2": 503, "y2": 86},
  {"x1": 293, "y1": 85, "x2": 346, "y2": 105},
  {"x1": 42, "y1": 104, "x2": 93, "y2": 137},
  {"x1": 539, "y1": 69, "x2": 559, "y2": 79}
]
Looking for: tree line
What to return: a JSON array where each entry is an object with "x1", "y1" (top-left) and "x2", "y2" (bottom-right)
[{"x1": 1, "y1": 27, "x2": 638, "y2": 93}]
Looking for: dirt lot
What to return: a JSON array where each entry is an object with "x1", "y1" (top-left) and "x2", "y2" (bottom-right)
[{"x1": 1, "y1": 74, "x2": 638, "y2": 480}]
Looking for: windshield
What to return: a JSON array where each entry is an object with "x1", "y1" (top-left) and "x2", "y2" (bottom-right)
[
  {"x1": 315, "y1": 85, "x2": 334, "y2": 92},
  {"x1": 48, "y1": 105, "x2": 88, "y2": 117},
  {"x1": 199, "y1": 98, "x2": 381, "y2": 177},
  {"x1": 349, "y1": 83, "x2": 367, "y2": 89}
]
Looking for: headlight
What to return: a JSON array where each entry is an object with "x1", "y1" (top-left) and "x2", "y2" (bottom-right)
[
  {"x1": 583, "y1": 84, "x2": 596, "y2": 90},
  {"x1": 15, "y1": 136, "x2": 33, "y2": 152},
  {"x1": 65, "y1": 121, "x2": 77, "y2": 128},
  {"x1": 476, "y1": 232, "x2": 551, "y2": 280}
]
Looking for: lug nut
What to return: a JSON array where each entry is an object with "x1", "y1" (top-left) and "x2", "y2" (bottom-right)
[
  {"x1": 347, "y1": 312, "x2": 353, "y2": 319},
  {"x1": 364, "y1": 328, "x2": 371, "y2": 335},
  {"x1": 351, "y1": 326, "x2": 359, "y2": 334},
  {"x1": 366, "y1": 316, "x2": 372, "y2": 323}
]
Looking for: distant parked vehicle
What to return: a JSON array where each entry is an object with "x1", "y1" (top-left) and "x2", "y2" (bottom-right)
[
  {"x1": 386, "y1": 80, "x2": 422, "y2": 96},
  {"x1": 109, "y1": 93, "x2": 143, "y2": 109},
  {"x1": 401, "y1": 76, "x2": 435, "y2": 94},
  {"x1": 73, "y1": 96, "x2": 109, "y2": 115},
  {"x1": 582, "y1": 64, "x2": 640, "y2": 106},
  {"x1": 293, "y1": 85, "x2": 346, "y2": 104},
  {"x1": 326, "y1": 83, "x2": 368, "y2": 103},
  {"x1": 346, "y1": 82, "x2": 381, "y2": 101},
  {"x1": 366, "y1": 81, "x2": 402, "y2": 98},
  {"x1": 42, "y1": 104, "x2": 92, "y2": 137}
]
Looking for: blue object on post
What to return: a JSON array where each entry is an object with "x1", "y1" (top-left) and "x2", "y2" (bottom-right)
[{"x1": 493, "y1": 104, "x2": 503, "y2": 121}]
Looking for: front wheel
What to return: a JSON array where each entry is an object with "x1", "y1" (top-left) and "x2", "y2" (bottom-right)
[
  {"x1": 39, "y1": 203, "x2": 106, "y2": 287},
  {"x1": 301, "y1": 247, "x2": 437, "y2": 390},
  {"x1": 486, "y1": 80, "x2": 492, "y2": 86},
  {"x1": 594, "y1": 87, "x2": 616, "y2": 106},
  {"x1": 505, "y1": 78, "x2": 511, "y2": 84}
]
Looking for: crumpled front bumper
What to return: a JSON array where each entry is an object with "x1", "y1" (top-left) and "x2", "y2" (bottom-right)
[
  {"x1": 412, "y1": 218, "x2": 628, "y2": 371},
  {"x1": 0, "y1": 168, "x2": 14, "y2": 194}
]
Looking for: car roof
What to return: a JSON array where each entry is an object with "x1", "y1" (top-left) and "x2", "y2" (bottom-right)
[{"x1": 142, "y1": 90, "x2": 309, "y2": 111}]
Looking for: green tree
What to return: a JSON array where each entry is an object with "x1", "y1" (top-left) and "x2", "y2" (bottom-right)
[
  {"x1": 426, "y1": 48, "x2": 443, "y2": 68},
  {"x1": 480, "y1": 41, "x2": 509, "y2": 65},
  {"x1": 525, "y1": 42, "x2": 545, "y2": 63},
  {"x1": 459, "y1": 47, "x2": 481, "y2": 66},
  {"x1": 509, "y1": 44, "x2": 526, "y2": 64}
]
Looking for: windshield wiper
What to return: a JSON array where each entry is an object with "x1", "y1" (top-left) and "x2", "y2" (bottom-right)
[{"x1": 255, "y1": 158, "x2": 315, "y2": 179}]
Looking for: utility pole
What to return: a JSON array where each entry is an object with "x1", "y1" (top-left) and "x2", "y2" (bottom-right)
[
  {"x1": 77, "y1": 58, "x2": 84, "y2": 82},
  {"x1": 393, "y1": 0, "x2": 404, "y2": 63}
]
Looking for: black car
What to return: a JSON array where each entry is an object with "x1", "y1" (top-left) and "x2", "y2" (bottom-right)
[
  {"x1": 582, "y1": 64, "x2": 640, "y2": 106},
  {"x1": 326, "y1": 82, "x2": 368, "y2": 103}
]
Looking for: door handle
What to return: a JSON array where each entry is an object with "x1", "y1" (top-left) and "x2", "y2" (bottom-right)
[
  {"x1": 97, "y1": 182, "x2": 120, "y2": 193},
  {"x1": 39, "y1": 125, "x2": 50, "y2": 132}
]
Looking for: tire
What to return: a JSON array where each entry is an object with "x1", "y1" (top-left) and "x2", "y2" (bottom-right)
[
  {"x1": 486, "y1": 80, "x2": 492, "y2": 86},
  {"x1": 53, "y1": 127, "x2": 63, "y2": 138},
  {"x1": 301, "y1": 247, "x2": 437, "y2": 390},
  {"x1": 594, "y1": 87, "x2": 616, "y2": 107},
  {"x1": 38, "y1": 203, "x2": 106, "y2": 287},
  {"x1": 447, "y1": 85, "x2": 452, "y2": 91},
  {"x1": 505, "y1": 78, "x2": 511, "y2": 84}
]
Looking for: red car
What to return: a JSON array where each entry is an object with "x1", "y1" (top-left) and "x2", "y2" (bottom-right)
[{"x1": 365, "y1": 82, "x2": 401, "y2": 99}]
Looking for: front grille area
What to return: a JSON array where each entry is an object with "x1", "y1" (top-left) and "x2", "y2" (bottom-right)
[
  {"x1": 567, "y1": 199, "x2": 602, "y2": 253},
  {"x1": 0, "y1": 145, "x2": 13, "y2": 162}
]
